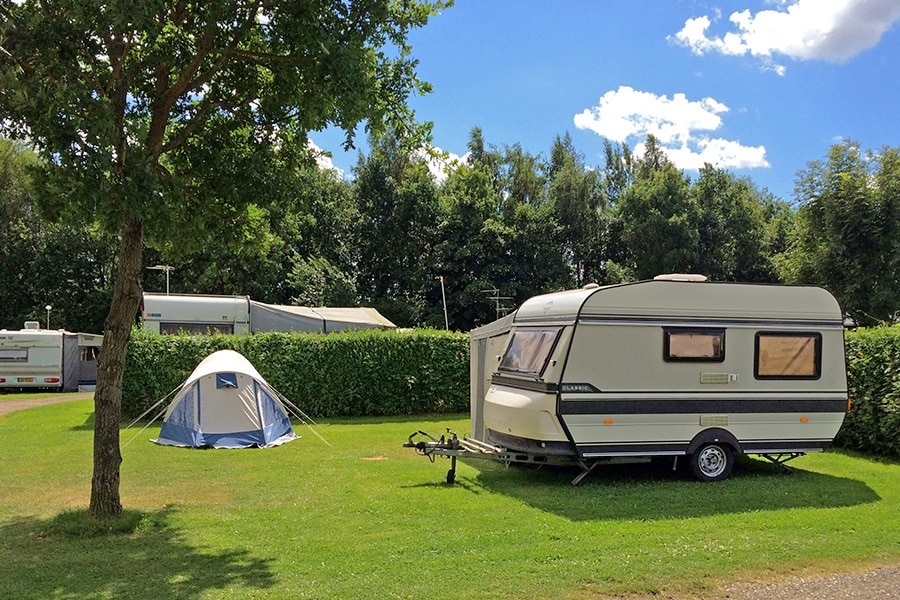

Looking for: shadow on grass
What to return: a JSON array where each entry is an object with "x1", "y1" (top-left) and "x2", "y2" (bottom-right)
[
  {"x1": 0, "y1": 507, "x2": 275, "y2": 600},
  {"x1": 72, "y1": 411, "x2": 95, "y2": 431},
  {"x1": 326, "y1": 412, "x2": 469, "y2": 426},
  {"x1": 831, "y1": 447, "x2": 900, "y2": 465},
  {"x1": 451, "y1": 456, "x2": 880, "y2": 522}
]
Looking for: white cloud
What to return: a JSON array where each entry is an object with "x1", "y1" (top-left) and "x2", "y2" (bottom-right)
[
  {"x1": 574, "y1": 86, "x2": 769, "y2": 171},
  {"x1": 415, "y1": 146, "x2": 468, "y2": 184},
  {"x1": 672, "y1": 0, "x2": 900, "y2": 72},
  {"x1": 305, "y1": 139, "x2": 344, "y2": 177}
]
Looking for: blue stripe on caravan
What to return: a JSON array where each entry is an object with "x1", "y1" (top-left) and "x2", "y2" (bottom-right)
[{"x1": 559, "y1": 397, "x2": 847, "y2": 415}]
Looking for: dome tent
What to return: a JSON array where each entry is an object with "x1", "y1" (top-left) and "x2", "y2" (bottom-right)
[{"x1": 152, "y1": 349, "x2": 297, "y2": 448}]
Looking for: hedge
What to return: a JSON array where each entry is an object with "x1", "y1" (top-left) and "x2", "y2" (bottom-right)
[
  {"x1": 838, "y1": 327, "x2": 900, "y2": 457},
  {"x1": 122, "y1": 328, "x2": 469, "y2": 420},
  {"x1": 123, "y1": 326, "x2": 900, "y2": 458}
]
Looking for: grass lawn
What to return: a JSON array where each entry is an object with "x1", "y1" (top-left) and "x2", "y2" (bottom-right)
[{"x1": 0, "y1": 398, "x2": 897, "y2": 599}]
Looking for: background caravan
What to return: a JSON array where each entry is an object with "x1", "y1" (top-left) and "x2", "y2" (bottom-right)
[
  {"x1": 0, "y1": 322, "x2": 102, "y2": 391},
  {"x1": 141, "y1": 293, "x2": 396, "y2": 334},
  {"x1": 409, "y1": 275, "x2": 849, "y2": 484}
]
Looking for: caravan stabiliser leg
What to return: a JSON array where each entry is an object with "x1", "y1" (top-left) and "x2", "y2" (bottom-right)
[
  {"x1": 759, "y1": 452, "x2": 805, "y2": 473},
  {"x1": 571, "y1": 459, "x2": 603, "y2": 486}
]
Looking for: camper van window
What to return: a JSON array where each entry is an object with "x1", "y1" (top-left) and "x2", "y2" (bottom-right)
[
  {"x1": 0, "y1": 348, "x2": 27, "y2": 362},
  {"x1": 499, "y1": 327, "x2": 562, "y2": 376},
  {"x1": 755, "y1": 332, "x2": 822, "y2": 379},
  {"x1": 663, "y1": 328, "x2": 725, "y2": 362},
  {"x1": 160, "y1": 323, "x2": 235, "y2": 335}
]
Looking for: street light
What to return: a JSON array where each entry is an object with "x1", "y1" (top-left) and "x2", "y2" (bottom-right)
[
  {"x1": 439, "y1": 276, "x2": 449, "y2": 330},
  {"x1": 45, "y1": 304, "x2": 52, "y2": 330},
  {"x1": 147, "y1": 264, "x2": 175, "y2": 295}
]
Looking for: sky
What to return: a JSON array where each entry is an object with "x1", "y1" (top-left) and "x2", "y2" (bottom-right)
[{"x1": 310, "y1": 0, "x2": 900, "y2": 203}]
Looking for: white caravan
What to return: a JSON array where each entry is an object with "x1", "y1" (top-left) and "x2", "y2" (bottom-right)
[
  {"x1": 0, "y1": 322, "x2": 102, "y2": 391},
  {"x1": 141, "y1": 293, "x2": 396, "y2": 334},
  {"x1": 410, "y1": 275, "x2": 849, "y2": 484},
  {"x1": 141, "y1": 294, "x2": 252, "y2": 335}
]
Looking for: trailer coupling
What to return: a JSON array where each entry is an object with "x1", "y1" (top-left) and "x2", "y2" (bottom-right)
[{"x1": 404, "y1": 429, "x2": 507, "y2": 484}]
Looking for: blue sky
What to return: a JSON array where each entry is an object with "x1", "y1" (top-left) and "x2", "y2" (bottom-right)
[{"x1": 310, "y1": 0, "x2": 900, "y2": 203}]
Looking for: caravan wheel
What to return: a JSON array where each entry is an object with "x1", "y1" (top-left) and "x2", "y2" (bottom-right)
[{"x1": 689, "y1": 443, "x2": 733, "y2": 482}]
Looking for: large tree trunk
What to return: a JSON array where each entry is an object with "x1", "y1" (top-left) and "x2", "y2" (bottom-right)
[{"x1": 90, "y1": 215, "x2": 144, "y2": 519}]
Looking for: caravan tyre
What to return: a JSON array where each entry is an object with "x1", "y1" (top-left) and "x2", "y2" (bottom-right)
[{"x1": 689, "y1": 443, "x2": 733, "y2": 482}]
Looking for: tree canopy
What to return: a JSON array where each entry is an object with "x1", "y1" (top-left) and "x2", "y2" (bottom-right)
[
  {"x1": 0, "y1": 0, "x2": 446, "y2": 518},
  {"x1": 787, "y1": 141, "x2": 900, "y2": 325}
]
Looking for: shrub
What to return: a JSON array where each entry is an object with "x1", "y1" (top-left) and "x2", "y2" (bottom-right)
[
  {"x1": 838, "y1": 327, "x2": 900, "y2": 457},
  {"x1": 123, "y1": 328, "x2": 469, "y2": 419}
]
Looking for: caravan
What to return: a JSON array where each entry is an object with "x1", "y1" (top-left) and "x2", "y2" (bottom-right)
[
  {"x1": 0, "y1": 322, "x2": 102, "y2": 391},
  {"x1": 410, "y1": 276, "x2": 849, "y2": 484},
  {"x1": 141, "y1": 293, "x2": 396, "y2": 335}
]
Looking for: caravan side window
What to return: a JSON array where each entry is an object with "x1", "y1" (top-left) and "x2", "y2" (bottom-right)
[
  {"x1": 755, "y1": 332, "x2": 821, "y2": 379},
  {"x1": 0, "y1": 348, "x2": 28, "y2": 362},
  {"x1": 160, "y1": 323, "x2": 235, "y2": 335},
  {"x1": 663, "y1": 328, "x2": 725, "y2": 362},
  {"x1": 499, "y1": 327, "x2": 562, "y2": 376}
]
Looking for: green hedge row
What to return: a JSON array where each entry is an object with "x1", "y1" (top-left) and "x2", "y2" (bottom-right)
[
  {"x1": 123, "y1": 328, "x2": 469, "y2": 420},
  {"x1": 838, "y1": 327, "x2": 900, "y2": 457},
  {"x1": 123, "y1": 326, "x2": 900, "y2": 458}
]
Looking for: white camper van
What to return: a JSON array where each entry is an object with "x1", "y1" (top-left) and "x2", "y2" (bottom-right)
[
  {"x1": 0, "y1": 323, "x2": 102, "y2": 391},
  {"x1": 409, "y1": 276, "x2": 849, "y2": 484}
]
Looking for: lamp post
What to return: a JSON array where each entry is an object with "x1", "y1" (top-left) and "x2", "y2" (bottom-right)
[
  {"x1": 147, "y1": 265, "x2": 175, "y2": 295},
  {"x1": 439, "y1": 276, "x2": 449, "y2": 330},
  {"x1": 45, "y1": 304, "x2": 52, "y2": 330}
]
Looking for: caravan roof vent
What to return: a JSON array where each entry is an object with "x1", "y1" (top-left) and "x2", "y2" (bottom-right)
[
  {"x1": 23, "y1": 321, "x2": 40, "y2": 330},
  {"x1": 582, "y1": 283, "x2": 600, "y2": 289},
  {"x1": 653, "y1": 273, "x2": 708, "y2": 282}
]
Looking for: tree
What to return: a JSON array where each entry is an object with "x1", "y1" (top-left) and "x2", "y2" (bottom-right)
[
  {"x1": 788, "y1": 141, "x2": 900, "y2": 324},
  {"x1": 0, "y1": 0, "x2": 444, "y2": 518},
  {"x1": 0, "y1": 138, "x2": 41, "y2": 328},
  {"x1": 0, "y1": 139, "x2": 116, "y2": 333},
  {"x1": 692, "y1": 165, "x2": 777, "y2": 282},
  {"x1": 618, "y1": 136, "x2": 698, "y2": 279},
  {"x1": 283, "y1": 166, "x2": 359, "y2": 306},
  {"x1": 435, "y1": 160, "x2": 509, "y2": 328},
  {"x1": 353, "y1": 133, "x2": 441, "y2": 326},
  {"x1": 548, "y1": 133, "x2": 605, "y2": 286}
]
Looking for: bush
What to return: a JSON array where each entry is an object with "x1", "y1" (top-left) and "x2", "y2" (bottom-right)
[
  {"x1": 838, "y1": 327, "x2": 900, "y2": 457},
  {"x1": 123, "y1": 328, "x2": 469, "y2": 420}
]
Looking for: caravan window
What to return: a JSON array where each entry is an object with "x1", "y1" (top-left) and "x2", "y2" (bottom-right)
[
  {"x1": 664, "y1": 328, "x2": 725, "y2": 362},
  {"x1": 755, "y1": 332, "x2": 821, "y2": 379},
  {"x1": 499, "y1": 327, "x2": 562, "y2": 376},
  {"x1": 160, "y1": 322, "x2": 234, "y2": 335},
  {"x1": 0, "y1": 348, "x2": 27, "y2": 362}
]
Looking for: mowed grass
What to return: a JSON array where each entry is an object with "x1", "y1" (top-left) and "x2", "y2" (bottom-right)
[{"x1": 0, "y1": 398, "x2": 897, "y2": 600}]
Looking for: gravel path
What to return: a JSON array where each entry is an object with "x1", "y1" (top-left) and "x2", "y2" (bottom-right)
[
  {"x1": 3, "y1": 393, "x2": 897, "y2": 599},
  {"x1": 0, "y1": 392, "x2": 91, "y2": 417},
  {"x1": 718, "y1": 565, "x2": 900, "y2": 600}
]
